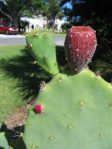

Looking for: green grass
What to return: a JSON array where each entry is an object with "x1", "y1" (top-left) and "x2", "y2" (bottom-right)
[
  {"x1": 0, "y1": 45, "x2": 51, "y2": 122},
  {"x1": 0, "y1": 44, "x2": 66, "y2": 122},
  {"x1": 0, "y1": 45, "x2": 39, "y2": 122},
  {"x1": 0, "y1": 45, "x2": 26, "y2": 121}
]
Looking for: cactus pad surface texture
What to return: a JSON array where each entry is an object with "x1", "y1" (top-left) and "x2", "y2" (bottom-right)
[
  {"x1": 0, "y1": 132, "x2": 9, "y2": 149},
  {"x1": 26, "y1": 32, "x2": 59, "y2": 75},
  {"x1": 23, "y1": 69, "x2": 112, "y2": 149}
]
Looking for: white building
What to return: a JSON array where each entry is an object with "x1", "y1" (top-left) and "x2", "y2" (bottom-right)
[
  {"x1": 20, "y1": 15, "x2": 47, "y2": 32},
  {"x1": 20, "y1": 15, "x2": 68, "y2": 33},
  {"x1": 53, "y1": 18, "x2": 67, "y2": 32}
]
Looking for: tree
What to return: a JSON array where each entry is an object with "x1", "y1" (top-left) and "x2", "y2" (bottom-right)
[
  {"x1": 60, "y1": 0, "x2": 75, "y2": 24},
  {"x1": 43, "y1": 0, "x2": 62, "y2": 21},
  {"x1": 40, "y1": 0, "x2": 63, "y2": 28},
  {"x1": 5, "y1": 0, "x2": 45, "y2": 25},
  {"x1": 4, "y1": 0, "x2": 62, "y2": 28},
  {"x1": 48, "y1": 0, "x2": 60, "y2": 20},
  {"x1": 0, "y1": 0, "x2": 11, "y2": 20}
]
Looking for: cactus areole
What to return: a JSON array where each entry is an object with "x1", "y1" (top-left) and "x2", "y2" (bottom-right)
[{"x1": 65, "y1": 26, "x2": 97, "y2": 73}]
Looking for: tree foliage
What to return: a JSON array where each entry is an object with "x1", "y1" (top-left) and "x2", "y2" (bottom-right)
[
  {"x1": 43, "y1": 0, "x2": 62, "y2": 21},
  {"x1": 5, "y1": 0, "x2": 45, "y2": 25},
  {"x1": 4, "y1": 0, "x2": 62, "y2": 26},
  {"x1": 75, "y1": 0, "x2": 112, "y2": 62}
]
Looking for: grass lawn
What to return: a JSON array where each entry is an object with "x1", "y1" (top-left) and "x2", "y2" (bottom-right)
[
  {"x1": 0, "y1": 45, "x2": 26, "y2": 122},
  {"x1": 0, "y1": 43, "x2": 65, "y2": 123},
  {"x1": 0, "y1": 45, "x2": 41, "y2": 122},
  {"x1": 0, "y1": 42, "x2": 86, "y2": 122},
  {"x1": 0, "y1": 45, "x2": 51, "y2": 122}
]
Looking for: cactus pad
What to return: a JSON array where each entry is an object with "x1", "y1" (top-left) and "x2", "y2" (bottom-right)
[
  {"x1": 23, "y1": 69, "x2": 112, "y2": 149},
  {"x1": 0, "y1": 133, "x2": 9, "y2": 149},
  {"x1": 26, "y1": 32, "x2": 59, "y2": 75}
]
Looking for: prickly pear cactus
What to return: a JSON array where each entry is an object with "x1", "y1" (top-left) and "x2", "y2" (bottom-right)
[
  {"x1": 23, "y1": 69, "x2": 112, "y2": 149},
  {"x1": 0, "y1": 132, "x2": 9, "y2": 149},
  {"x1": 65, "y1": 26, "x2": 97, "y2": 73},
  {"x1": 26, "y1": 32, "x2": 59, "y2": 75}
]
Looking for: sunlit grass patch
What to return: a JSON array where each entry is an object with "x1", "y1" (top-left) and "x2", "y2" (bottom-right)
[{"x1": 0, "y1": 45, "x2": 25, "y2": 122}]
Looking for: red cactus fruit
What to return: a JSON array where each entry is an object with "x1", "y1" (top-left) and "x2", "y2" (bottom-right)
[
  {"x1": 65, "y1": 26, "x2": 97, "y2": 73},
  {"x1": 34, "y1": 104, "x2": 43, "y2": 113}
]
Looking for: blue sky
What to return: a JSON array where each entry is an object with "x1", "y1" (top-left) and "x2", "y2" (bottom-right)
[
  {"x1": 62, "y1": 0, "x2": 83, "y2": 9},
  {"x1": 62, "y1": 1, "x2": 73, "y2": 9}
]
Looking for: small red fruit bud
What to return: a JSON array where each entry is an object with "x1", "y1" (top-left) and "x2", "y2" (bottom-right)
[
  {"x1": 65, "y1": 26, "x2": 97, "y2": 73},
  {"x1": 34, "y1": 104, "x2": 43, "y2": 113}
]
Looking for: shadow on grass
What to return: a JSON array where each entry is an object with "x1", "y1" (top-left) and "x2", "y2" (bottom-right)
[
  {"x1": 0, "y1": 46, "x2": 67, "y2": 148},
  {"x1": 0, "y1": 45, "x2": 68, "y2": 102},
  {"x1": 0, "y1": 47, "x2": 51, "y2": 101}
]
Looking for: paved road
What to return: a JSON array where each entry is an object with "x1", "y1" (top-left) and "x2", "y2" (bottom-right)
[
  {"x1": 0, "y1": 34, "x2": 65, "y2": 46},
  {"x1": 53, "y1": 34, "x2": 66, "y2": 46},
  {"x1": 0, "y1": 34, "x2": 26, "y2": 46}
]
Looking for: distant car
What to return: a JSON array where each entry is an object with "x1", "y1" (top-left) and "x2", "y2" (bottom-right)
[{"x1": 0, "y1": 22, "x2": 18, "y2": 34}]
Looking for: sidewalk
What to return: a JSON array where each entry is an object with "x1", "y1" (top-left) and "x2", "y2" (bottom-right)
[
  {"x1": 0, "y1": 34, "x2": 25, "y2": 38},
  {"x1": 0, "y1": 34, "x2": 65, "y2": 46}
]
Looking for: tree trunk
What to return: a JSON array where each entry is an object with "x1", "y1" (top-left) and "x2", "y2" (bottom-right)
[{"x1": 10, "y1": 11, "x2": 19, "y2": 26}]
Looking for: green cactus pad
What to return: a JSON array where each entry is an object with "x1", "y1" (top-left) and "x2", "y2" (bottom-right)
[
  {"x1": 26, "y1": 32, "x2": 59, "y2": 75},
  {"x1": 0, "y1": 133, "x2": 9, "y2": 149},
  {"x1": 23, "y1": 69, "x2": 112, "y2": 149}
]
